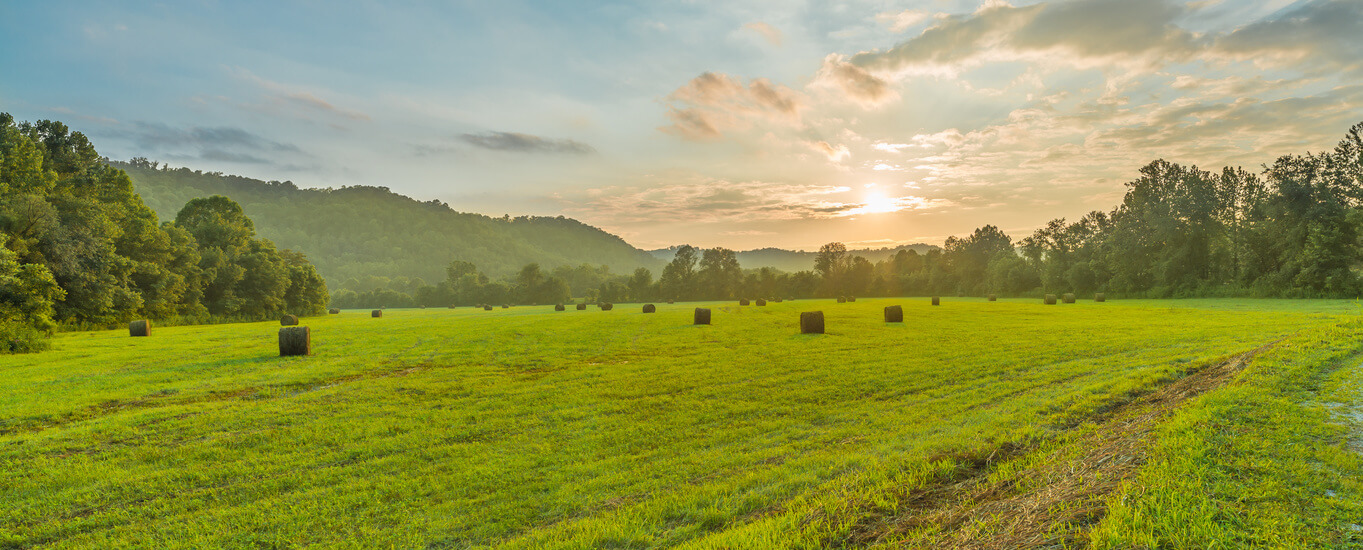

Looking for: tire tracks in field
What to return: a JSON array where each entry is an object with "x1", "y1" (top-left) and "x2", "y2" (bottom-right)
[{"x1": 827, "y1": 341, "x2": 1279, "y2": 550}]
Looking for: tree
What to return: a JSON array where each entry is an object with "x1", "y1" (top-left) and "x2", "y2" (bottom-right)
[
  {"x1": 627, "y1": 267, "x2": 653, "y2": 302},
  {"x1": 697, "y1": 248, "x2": 741, "y2": 299},
  {"x1": 281, "y1": 249, "x2": 330, "y2": 315},
  {"x1": 0, "y1": 246, "x2": 65, "y2": 352},
  {"x1": 659, "y1": 245, "x2": 699, "y2": 300}
]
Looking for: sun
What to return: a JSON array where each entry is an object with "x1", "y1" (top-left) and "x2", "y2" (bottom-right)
[{"x1": 862, "y1": 192, "x2": 901, "y2": 214}]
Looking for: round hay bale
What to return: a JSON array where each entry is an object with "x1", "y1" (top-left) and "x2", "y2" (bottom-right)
[
  {"x1": 328, "y1": 308, "x2": 340, "y2": 314},
  {"x1": 128, "y1": 319, "x2": 151, "y2": 337},
  {"x1": 642, "y1": 304, "x2": 656, "y2": 313},
  {"x1": 280, "y1": 314, "x2": 299, "y2": 326},
  {"x1": 278, "y1": 326, "x2": 311, "y2": 357},
  {"x1": 837, "y1": 296, "x2": 846, "y2": 303},
  {"x1": 987, "y1": 294, "x2": 997, "y2": 302},
  {"x1": 756, "y1": 299, "x2": 767, "y2": 306},
  {"x1": 884, "y1": 305, "x2": 903, "y2": 323},
  {"x1": 371, "y1": 310, "x2": 383, "y2": 318},
  {"x1": 931, "y1": 297, "x2": 940, "y2": 306},
  {"x1": 599, "y1": 302, "x2": 613, "y2": 311},
  {"x1": 555, "y1": 304, "x2": 566, "y2": 311},
  {"x1": 667, "y1": 300, "x2": 674, "y2": 304},
  {"x1": 1095, "y1": 293, "x2": 1106, "y2": 302},
  {"x1": 1062, "y1": 293, "x2": 1076, "y2": 304},
  {"x1": 576, "y1": 303, "x2": 587, "y2": 310},
  {"x1": 740, "y1": 299, "x2": 750, "y2": 306},
  {"x1": 1044, "y1": 294, "x2": 1057, "y2": 305},
  {"x1": 848, "y1": 296, "x2": 857, "y2": 302},
  {"x1": 800, "y1": 311, "x2": 824, "y2": 334},
  {"x1": 694, "y1": 307, "x2": 711, "y2": 325},
  {"x1": 483, "y1": 305, "x2": 493, "y2": 311}
]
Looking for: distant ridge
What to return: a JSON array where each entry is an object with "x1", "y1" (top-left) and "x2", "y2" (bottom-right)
[
  {"x1": 647, "y1": 244, "x2": 940, "y2": 273},
  {"x1": 114, "y1": 160, "x2": 662, "y2": 284}
]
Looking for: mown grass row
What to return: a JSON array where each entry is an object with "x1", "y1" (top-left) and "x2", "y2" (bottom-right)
[{"x1": 0, "y1": 299, "x2": 1353, "y2": 548}]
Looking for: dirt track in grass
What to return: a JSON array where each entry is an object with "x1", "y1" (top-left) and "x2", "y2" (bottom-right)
[{"x1": 843, "y1": 343, "x2": 1275, "y2": 549}]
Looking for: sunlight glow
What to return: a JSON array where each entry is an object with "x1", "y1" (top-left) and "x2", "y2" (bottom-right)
[{"x1": 838, "y1": 193, "x2": 953, "y2": 217}]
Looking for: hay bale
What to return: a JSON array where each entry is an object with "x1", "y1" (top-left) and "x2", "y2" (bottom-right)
[
  {"x1": 1095, "y1": 293, "x2": 1106, "y2": 302},
  {"x1": 1062, "y1": 293, "x2": 1075, "y2": 304},
  {"x1": 756, "y1": 299, "x2": 767, "y2": 306},
  {"x1": 329, "y1": 308, "x2": 340, "y2": 314},
  {"x1": 576, "y1": 303, "x2": 587, "y2": 310},
  {"x1": 642, "y1": 304, "x2": 656, "y2": 313},
  {"x1": 667, "y1": 300, "x2": 674, "y2": 304},
  {"x1": 278, "y1": 326, "x2": 310, "y2": 357},
  {"x1": 837, "y1": 296, "x2": 846, "y2": 303},
  {"x1": 372, "y1": 310, "x2": 383, "y2": 318},
  {"x1": 502, "y1": 304, "x2": 510, "y2": 309},
  {"x1": 987, "y1": 294, "x2": 997, "y2": 302},
  {"x1": 128, "y1": 319, "x2": 151, "y2": 337},
  {"x1": 848, "y1": 296, "x2": 857, "y2": 303},
  {"x1": 483, "y1": 305, "x2": 493, "y2": 311},
  {"x1": 800, "y1": 311, "x2": 824, "y2": 334},
  {"x1": 740, "y1": 299, "x2": 750, "y2": 306},
  {"x1": 600, "y1": 302, "x2": 613, "y2": 311},
  {"x1": 555, "y1": 304, "x2": 566, "y2": 311},
  {"x1": 931, "y1": 297, "x2": 940, "y2": 306},
  {"x1": 884, "y1": 305, "x2": 903, "y2": 323},
  {"x1": 1044, "y1": 294, "x2": 1057, "y2": 305},
  {"x1": 280, "y1": 314, "x2": 299, "y2": 326},
  {"x1": 694, "y1": 307, "x2": 711, "y2": 325}
]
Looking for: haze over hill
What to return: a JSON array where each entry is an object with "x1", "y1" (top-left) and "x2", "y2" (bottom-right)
[{"x1": 116, "y1": 160, "x2": 664, "y2": 285}]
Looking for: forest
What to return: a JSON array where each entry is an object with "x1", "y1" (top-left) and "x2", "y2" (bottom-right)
[{"x1": 0, "y1": 114, "x2": 329, "y2": 352}]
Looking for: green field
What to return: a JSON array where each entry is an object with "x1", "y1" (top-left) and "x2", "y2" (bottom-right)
[{"x1": 3, "y1": 299, "x2": 1361, "y2": 548}]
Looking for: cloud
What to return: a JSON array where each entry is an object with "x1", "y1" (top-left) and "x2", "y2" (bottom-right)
[
  {"x1": 1211, "y1": 0, "x2": 1363, "y2": 75},
  {"x1": 827, "y1": 0, "x2": 1361, "y2": 107},
  {"x1": 106, "y1": 121, "x2": 304, "y2": 166},
  {"x1": 847, "y1": 0, "x2": 1200, "y2": 80},
  {"x1": 568, "y1": 179, "x2": 863, "y2": 224},
  {"x1": 811, "y1": 54, "x2": 899, "y2": 108},
  {"x1": 743, "y1": 22, "x2": 783, "y2": 46},
  {"x1": 660, "y1": 72, "x2": 804, "y2": 140},
  {"x1": 720, "y1": 230, "x2": 777, "y2": 236},
  {"x1": 456, "y1": 131, "x2": 596, "y2": 155},
  {"x1": 226, "y1": 66, "x2": 371, "y2": 122},
  {"x1": 807, "y1": 140, "x2": 850, "y2": 162},
  {"x1": 875, "y1": 9, "x2": 930, "y2": 33}
]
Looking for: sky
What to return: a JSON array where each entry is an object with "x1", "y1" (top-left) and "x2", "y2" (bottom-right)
[{"x1": 3, "y1": 0, "x2": 1362, "y2": 251}]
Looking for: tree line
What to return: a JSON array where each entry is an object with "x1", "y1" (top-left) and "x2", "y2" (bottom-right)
[
  {"x1": 334, "y1": 120, "x2": 1363, "y2": 309},
  {"x1": 1, "y1": 114, "x2": 330, "y2": 353}
]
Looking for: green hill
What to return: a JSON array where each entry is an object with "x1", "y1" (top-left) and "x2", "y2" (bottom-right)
[{"x1": 114, "y1": 160, "x2": 662, "y2": 285}]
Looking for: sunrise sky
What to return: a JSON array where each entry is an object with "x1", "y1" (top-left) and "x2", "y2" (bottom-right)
[{"x1": 3, "y1": 0, "x2": 1361, "y2": 250}]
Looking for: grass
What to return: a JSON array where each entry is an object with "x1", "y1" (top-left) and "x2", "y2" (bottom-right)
[{"x1": 1, "y1": 298, "x2": 1359, "y2": 548}]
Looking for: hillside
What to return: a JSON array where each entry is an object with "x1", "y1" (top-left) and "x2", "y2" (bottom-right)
[
  {"x1": 648, "y1": 244, "x2": 940, "y2": 273},
  {"x1": 114, "y1": 160, "x2": 662, "y2": 284}
]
